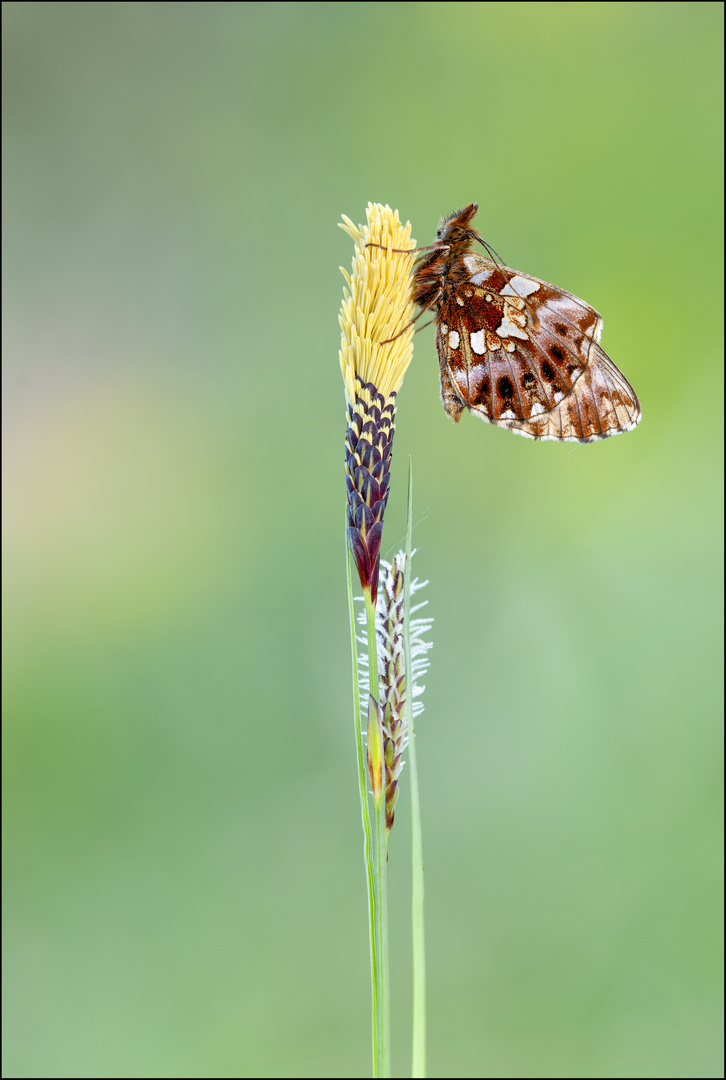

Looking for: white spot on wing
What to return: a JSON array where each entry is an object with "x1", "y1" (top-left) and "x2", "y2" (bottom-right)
[
  {"x1": 463, "y1": 254, "x2": 492, "y2": 286},
  {"x1": 470, "y1": 329, "x2": 487, "y2": 355},
  {"x1": 497, "y1": 313, "x2": 528, "y2": 341},
  {"x1": 500, "y1": 409, "x2": 516, "y2": 420},
  {"x1": 500, "y1": 276, "x2": 540, "y2": 298},
  {"x1": 531, "y1": 402, "x2": 545, "y2": 415},
  {"x1": 569, "y1": 367, "x2": 581, "y2": 381},
  {"x1": 554, "y1": 391, "x2": 564, "y2": 403},
  {"x1": 448, "y1": 330, "x2": 460, "y2": 349}
]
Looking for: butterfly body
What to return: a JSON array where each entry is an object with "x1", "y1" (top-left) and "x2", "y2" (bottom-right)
[{"x1": 414, "y1": 204, "x2": 641, "y2": 442}]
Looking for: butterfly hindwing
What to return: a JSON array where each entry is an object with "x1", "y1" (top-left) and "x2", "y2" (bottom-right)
[{"x1": 433, "y1": 257, "x2": 640, "y2": 442}]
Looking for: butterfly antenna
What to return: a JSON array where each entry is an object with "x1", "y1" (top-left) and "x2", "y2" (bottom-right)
[{"x1": 474, "y1": 234, "x2": 506, "y2": 267}]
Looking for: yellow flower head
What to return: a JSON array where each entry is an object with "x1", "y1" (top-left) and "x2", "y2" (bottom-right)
[{"x1": 339, "y1": 204, "x2": 416, "y2": 406}]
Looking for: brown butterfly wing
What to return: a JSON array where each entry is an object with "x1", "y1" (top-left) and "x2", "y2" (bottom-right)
[{"x1": 436, "y1": 257, "x2": 641, "y2": 442}]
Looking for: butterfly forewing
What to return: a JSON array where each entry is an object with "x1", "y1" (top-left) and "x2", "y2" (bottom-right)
[{"x1": 415, "y1": 205, "x2": 641, "y2": 443}]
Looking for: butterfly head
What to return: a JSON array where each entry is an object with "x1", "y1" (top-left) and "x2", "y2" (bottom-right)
[
  {"x1": 413, "y1": 203, "x2": 482, "y2": 308},
  {"x1": 435, "y1": 203, "x2": 481, "y2": 248}
]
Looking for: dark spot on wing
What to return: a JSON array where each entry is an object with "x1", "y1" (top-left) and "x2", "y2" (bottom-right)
[{"x1": 497, "y1": 376, "x2": 514, "y2": 401}]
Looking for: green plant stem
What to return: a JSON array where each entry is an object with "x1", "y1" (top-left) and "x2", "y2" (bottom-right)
[
  {"x1": 405, "y1": 459, "x2": 426, "y2": 1077},
  {"x1": 374, "y1": 780, "x2": 390, "y2": 1078},
  {"x1": 365, "y1": 589, "x2": 391, "y2": 1079},
  {"x1": 346, "y1": 536, "x2": 379, "y2": 1075}
]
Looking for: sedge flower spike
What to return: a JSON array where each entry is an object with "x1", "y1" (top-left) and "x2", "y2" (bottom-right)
[
  {"x1": 377, "y1": 554, "x2": 407, "y2": 831},
  {"x1": 339, "y1": 204, "x2": 416, "y2": 602},
  {"x1": 377, "y1": 553, "x2": 433, "y2": 831}
]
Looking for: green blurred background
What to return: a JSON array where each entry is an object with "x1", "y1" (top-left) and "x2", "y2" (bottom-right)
[{"x1": 3, "y1": 3, "x2": 723, "y2": 1077}]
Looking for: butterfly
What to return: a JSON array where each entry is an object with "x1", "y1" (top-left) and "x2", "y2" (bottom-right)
[{"x1": 412, "y1": 204, "x2": 641, "y2": 442}]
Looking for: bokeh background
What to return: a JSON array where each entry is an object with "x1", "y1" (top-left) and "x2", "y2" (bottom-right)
[{"x1": 3, "y1": 3, "x2": 723, "y2": 1077}]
